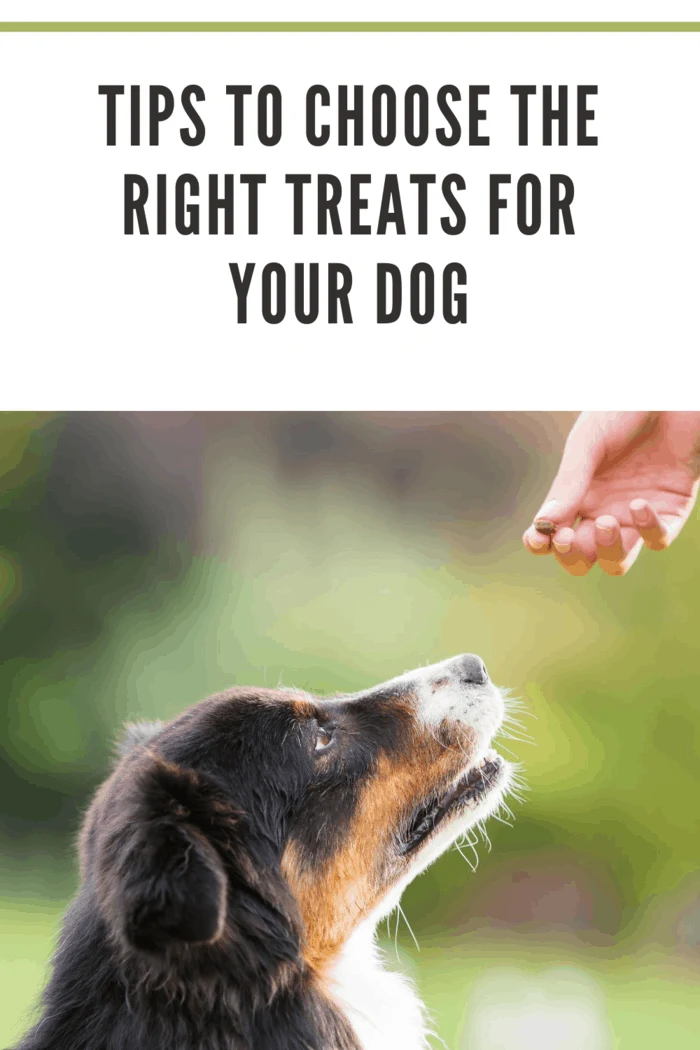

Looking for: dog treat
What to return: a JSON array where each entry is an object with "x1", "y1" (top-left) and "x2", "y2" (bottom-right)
[{"x1": 533, "y1": 518, "x2": 557, "y2": 536}]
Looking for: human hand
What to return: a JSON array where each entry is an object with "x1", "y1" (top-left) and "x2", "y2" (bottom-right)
[{"x1": 523, "y1": 412, "x2": 700, "y2": 576}]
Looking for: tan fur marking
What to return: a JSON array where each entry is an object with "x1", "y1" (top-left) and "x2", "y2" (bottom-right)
[
  {"x1": 290, "y1": 696, "x2": 318, "y2": 717},
  {"x1": 282, "y1": 722, "x2": 477, "y2": 973}
]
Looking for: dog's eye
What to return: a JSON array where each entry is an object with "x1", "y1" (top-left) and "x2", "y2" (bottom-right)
[{"x1": 314, "y1": 725, "x2": 335, "y2": 752}]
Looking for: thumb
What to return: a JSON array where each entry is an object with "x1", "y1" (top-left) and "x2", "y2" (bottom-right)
[{"x1": 533, "y1": 420, "x2": 607, "y2": 530}]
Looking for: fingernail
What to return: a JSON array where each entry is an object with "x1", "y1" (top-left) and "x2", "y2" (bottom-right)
[
  {"x1": 596, "y1": 523, "x2": 615, "y2": 546},
  {"x1": 553, "y1": 538, "x2": 572, "y2": 555},
  {"x1": 631, "y1": 503, "x2": 652, "y2": 527}
]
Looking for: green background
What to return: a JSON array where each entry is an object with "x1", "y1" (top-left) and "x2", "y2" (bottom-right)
[{"x1": 1, "y1": 411, "x2": 698, "y2": 1048}]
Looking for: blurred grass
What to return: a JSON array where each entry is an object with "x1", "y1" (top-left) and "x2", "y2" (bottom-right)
[
  {"x1": 0, "y1": 900, "x2": 64, "y2": 1048},
  {"x1": 1, "y1": 411, "x2": 699, "y2": 1048},
  {"x1": 414, "y1": 936, "x2": 700, "y2": 1048}
]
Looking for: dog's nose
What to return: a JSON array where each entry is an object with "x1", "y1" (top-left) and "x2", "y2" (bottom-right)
[{"x1": 457, "y1": 654, "x2": 489, "y2": 685}]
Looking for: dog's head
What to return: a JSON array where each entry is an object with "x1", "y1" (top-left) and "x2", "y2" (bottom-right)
[{"x1": 84, "y1": 655, "x2": 511, "y2": 991}]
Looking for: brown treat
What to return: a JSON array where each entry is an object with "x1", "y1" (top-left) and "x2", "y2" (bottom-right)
[{"x1": 533, "y1": 518, "x2": 557, "y2": 536}]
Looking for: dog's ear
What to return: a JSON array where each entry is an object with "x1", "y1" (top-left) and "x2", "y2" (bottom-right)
[{"x1": 94, "y1": 752, "x2": 237, "y2": 953}]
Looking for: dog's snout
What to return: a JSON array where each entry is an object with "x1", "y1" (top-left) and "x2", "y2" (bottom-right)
[
  {"x1": 457, "y1": 653, "x2": 489, "y2": 685},
  {"x1": 378, "y1": 653, "x2": 501, "y2": 735}
]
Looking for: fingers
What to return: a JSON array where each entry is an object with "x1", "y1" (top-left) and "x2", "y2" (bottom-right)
[
  {"x1": 523, "y1": 524, "x2": 552, "y2": 555},
  {"x1": 594, "y1": 515, "x2": 644, "y2": 576},
  {"x1": 525, "y1": 499, "x2": 681, "y2": 577},
  {"x1": 525, "y1": 515, "x2": 643, "y2": 577},
  {"x1": 524, "y1": 519, "x2": 598, "y2": 577},
  {"x1": 551, "y1": 525, "x2": 596, "y2": 577},
  {"x1": 629, "y1": 499, "x2": 677, "y2": 551}
]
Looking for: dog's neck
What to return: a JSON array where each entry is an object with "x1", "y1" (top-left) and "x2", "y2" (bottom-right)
[{"x1": 326, "y1": 919, "x2": 430, "y2": 1050}]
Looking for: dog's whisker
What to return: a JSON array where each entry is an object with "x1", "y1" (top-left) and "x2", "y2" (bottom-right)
[{"x1": 397, "y1": 902, "x2": 420, "y2": 952}]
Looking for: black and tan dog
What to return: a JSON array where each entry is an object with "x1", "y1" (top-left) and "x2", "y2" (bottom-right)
[{"x1": 17, "y1": 654, "x2": 513, "y2": 1050}]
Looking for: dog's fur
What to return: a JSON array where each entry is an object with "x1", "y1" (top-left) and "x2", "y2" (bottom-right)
[{"x1": 17, "y1": 655, "x2": 512, "y2": 1050}]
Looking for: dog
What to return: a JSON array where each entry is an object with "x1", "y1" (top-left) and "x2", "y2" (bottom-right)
[{"x1": 16, "y1": 654, "x2": 513, "y2": 1050}]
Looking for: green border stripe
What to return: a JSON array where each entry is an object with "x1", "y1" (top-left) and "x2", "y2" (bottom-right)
[{"x1": 1, "y1": 21, "x2": 700, "y2": 32}]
